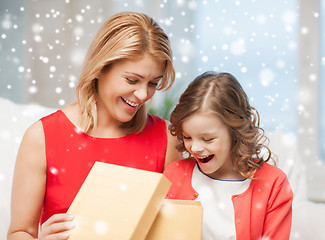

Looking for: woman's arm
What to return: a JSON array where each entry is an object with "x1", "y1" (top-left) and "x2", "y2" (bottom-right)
[
  {"x1": 164, "y1": 121, "x2": 182, "y2": 169},
  {"x1": 7, "y1": 121, "x2": 46, "y2": 239},
  {"x1": 7, "y1": 121, "x2": 74, "y2": 240}
]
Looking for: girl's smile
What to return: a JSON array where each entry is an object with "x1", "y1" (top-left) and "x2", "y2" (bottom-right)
[
  {"x1": 182, "y1": 111, "x2": 242, "y2": 180},
  {"x1": 195, "y1": 154, "x2": 215, "y2": 164}
]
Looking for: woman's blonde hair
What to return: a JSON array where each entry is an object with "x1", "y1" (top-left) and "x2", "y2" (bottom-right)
[
  {"x1": 170, "y1": 71, "x2": 275, "y2": 178},
  {"x1": 76, "y1": 11, "x2": 175, "y2": 133}
]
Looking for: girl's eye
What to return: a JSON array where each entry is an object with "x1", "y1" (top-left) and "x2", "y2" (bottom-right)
[
  {"x1": 203, "y1": 138, "x2": 214, "y2": 142},
  {"x1": 183, "y1": 135, "x2": 191, "y2": 140},
  {"x1": 126, "y1": 77, "x2": 137, "y2": 84}
]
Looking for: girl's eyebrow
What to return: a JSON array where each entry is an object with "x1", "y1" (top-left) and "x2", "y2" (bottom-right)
[
  {"x1": 125, "y1": 72, "x2": 163, "y2": 80},
  {"x1": 183, "y1": 130, "x2": 218, "y2": 136}
]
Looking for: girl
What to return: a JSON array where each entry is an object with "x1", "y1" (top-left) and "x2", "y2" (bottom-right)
[
  {"x1": 164, "y1": 71, "x2": 293, "y2": 240},
  {"x1": 8, "y1": 12, "x2": 181, "y2": 240}
]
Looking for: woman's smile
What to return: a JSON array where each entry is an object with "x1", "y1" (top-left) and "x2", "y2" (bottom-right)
[
  {"x1": 121, "y1": 97, "x2": 141, "y2": 109},
  {"x1": 96, "y1": 54, "x2": 165, "y2": 124}
]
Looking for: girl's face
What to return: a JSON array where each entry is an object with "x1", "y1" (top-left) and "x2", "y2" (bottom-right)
[
  {"x1": 182, "y1": 111, "x2": 240, "y2": 180},
  {"x1": 97, "y1": 54, "x2": 165, "y2": 126}
]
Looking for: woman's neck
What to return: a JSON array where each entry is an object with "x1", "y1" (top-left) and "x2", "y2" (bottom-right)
[{"x1": 63, "y1": 104, "x2": 129, "y2": 138}]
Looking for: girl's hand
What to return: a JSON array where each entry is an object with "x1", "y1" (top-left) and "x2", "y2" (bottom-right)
[{"x1": 38, "y1": 214, "x2": 75, "y2": 240}]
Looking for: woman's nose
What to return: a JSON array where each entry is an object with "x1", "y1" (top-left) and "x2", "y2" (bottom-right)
[{"x1": 134, "y1": 85, "x2": 148, "y2": 101}]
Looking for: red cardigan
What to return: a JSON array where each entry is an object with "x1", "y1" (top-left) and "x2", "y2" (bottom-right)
[{"x1": 163, "y1": 158, "x2": 293, "y2": 240}]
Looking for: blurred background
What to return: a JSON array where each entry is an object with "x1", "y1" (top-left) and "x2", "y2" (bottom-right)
[{"x1": 0, "y1": 0, "x2": 324, "y2": 201}]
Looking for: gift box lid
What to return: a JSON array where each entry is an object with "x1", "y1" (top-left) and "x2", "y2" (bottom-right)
[{"x1": 67, "y1": 161, "x2": 171, "y2": 240}]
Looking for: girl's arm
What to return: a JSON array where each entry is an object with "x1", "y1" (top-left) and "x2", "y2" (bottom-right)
[
  {"x1": 7, "y1": 121, "x2": 74, "y2": 240},
  {"x1": 263, "y1": 176, "x2": 293, "y2": 239}
]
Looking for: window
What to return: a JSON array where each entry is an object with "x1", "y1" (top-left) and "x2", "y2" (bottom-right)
[
  {"x1": 193, "y1": 0, "x2": 298, "y2": 133},
  {"x1": 1, "y1": 0, "x2": 324, "y2": 201},
  {"x1": 298, "y1": 0, "x2": 325, "y2": 202},
  {"x1": 0, "y1": 0, "x2": 25, "y2": 103},
  {"x1": 321, "y1": 0, "x2": 325, "y2": 160}
]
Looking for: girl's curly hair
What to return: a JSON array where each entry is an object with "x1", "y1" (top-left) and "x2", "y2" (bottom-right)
[{"x1": 169, "y1": 71, "x2": 275, "y2": 178}]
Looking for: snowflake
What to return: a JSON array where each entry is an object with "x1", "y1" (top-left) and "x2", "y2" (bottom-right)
[
  {"x1": 119, "y1": 183, "x2": 127, "y2": 191},
  {"x1": 259, "y1": 68, "x2": 275, "y2": 87},
  {"x1": 49, "y1": 167, "x2": 59, "y2": 175},
  {"x1": 93, "y1": 220, "x2": 110, "y2": 235}
]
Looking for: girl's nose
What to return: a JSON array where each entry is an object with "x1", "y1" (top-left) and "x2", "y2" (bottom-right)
[{"x1": 190, "y1": 140, "x2": 204, "y2": 153}]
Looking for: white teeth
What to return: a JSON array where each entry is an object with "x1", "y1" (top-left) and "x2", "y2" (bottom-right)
[
  {"x1": 198, "y1": 155, "x2": 211, "y2": 160},
  {"x1": 122, "y1": 97, "x2": 140, "y2": 107}
]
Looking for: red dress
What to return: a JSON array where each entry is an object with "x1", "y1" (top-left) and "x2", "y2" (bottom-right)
[{"x1": 40, "y1": 110, "x2": 167, "y2": 224}]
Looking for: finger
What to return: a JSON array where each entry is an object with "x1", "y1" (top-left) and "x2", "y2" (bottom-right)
[
  {"x1": 42, "y1": 214, "x2": 74, "y2": 228},
  {"x1": 40, "y1": 231, "x2": 70, "y2": 240},
  {"x1": 48, "y1": 220, "x2": 75, "y2": 233},
  {"x1": 39, "y1": 219, "x2": 75, "y2": 239}
]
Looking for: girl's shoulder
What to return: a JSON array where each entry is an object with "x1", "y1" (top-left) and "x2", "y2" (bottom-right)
[
  {"x1": 164, "y1": 158, "x2": 198, "y2": 200},
  {"x1": 254, "y1": 161, "x2": 289, "y2": 182},
  {"x1": 163, "y1": 158, "x2": 196, "y2": 177},
  {"x1": 166, "y1": 158, "x2": 196, "y2": 169}
]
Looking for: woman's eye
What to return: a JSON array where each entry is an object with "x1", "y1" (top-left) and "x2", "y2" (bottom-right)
[
  {"x1": 183, "y1": 135, "x2": 191, "y2": 140},
  {"x1": 126, "y1": 77, "x2": 137, "y2": 84},
  {"x1": 149, "y1": 81, "x2": 159, "y2": 87}
]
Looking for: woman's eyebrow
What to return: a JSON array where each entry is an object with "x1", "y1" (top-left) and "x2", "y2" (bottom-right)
[
  {"x1": 153, "y1": 75, "x2": 164, "y2": 80},
  {"x1": 125, "y1": 72, "x2": 163, "y2": 80}
]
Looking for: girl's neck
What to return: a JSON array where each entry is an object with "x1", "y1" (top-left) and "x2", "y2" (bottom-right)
[{"x1": 201, "y1": 165, "x2": 246, "y2": 181}]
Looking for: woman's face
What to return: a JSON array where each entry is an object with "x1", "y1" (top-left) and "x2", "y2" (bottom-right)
[
  {"x1": 97, "y1": 54, "x2": 165, "y2": 126},
  {"x1": 181, "y1": 111, "x2": 238, "y2": 180}
]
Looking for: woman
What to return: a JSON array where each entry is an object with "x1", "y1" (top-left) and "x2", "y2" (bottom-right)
[{"x1": 8, "y1": 11, "x2": 180, "y2": 240}]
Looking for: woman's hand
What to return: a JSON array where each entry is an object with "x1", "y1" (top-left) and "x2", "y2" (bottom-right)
[{"x1": 38, "y1": 214, "x2": 75, "y2": 240}]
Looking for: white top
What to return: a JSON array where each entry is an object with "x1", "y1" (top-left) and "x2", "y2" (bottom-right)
[{"x1": 192, "y1": 164, "x2": 251, "y2": 240}]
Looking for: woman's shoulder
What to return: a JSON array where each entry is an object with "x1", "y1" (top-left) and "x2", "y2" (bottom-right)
[
  {"x1": 20, "y1": 120, "x2": 46, "y2": 157},
  {"x1": 25, "y1": 120, "x2": 45, "y2": 139},
  {"x1": 147, "y1": 114, "x2": 166, "y2": 125},
  {"x1": 142, "y1": 114, "x2": 167, "y2": 134}
]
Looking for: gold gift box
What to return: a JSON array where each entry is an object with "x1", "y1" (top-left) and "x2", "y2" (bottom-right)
[{"x1": 67, "y1": 161, "x2": 171, "y2": 240}]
